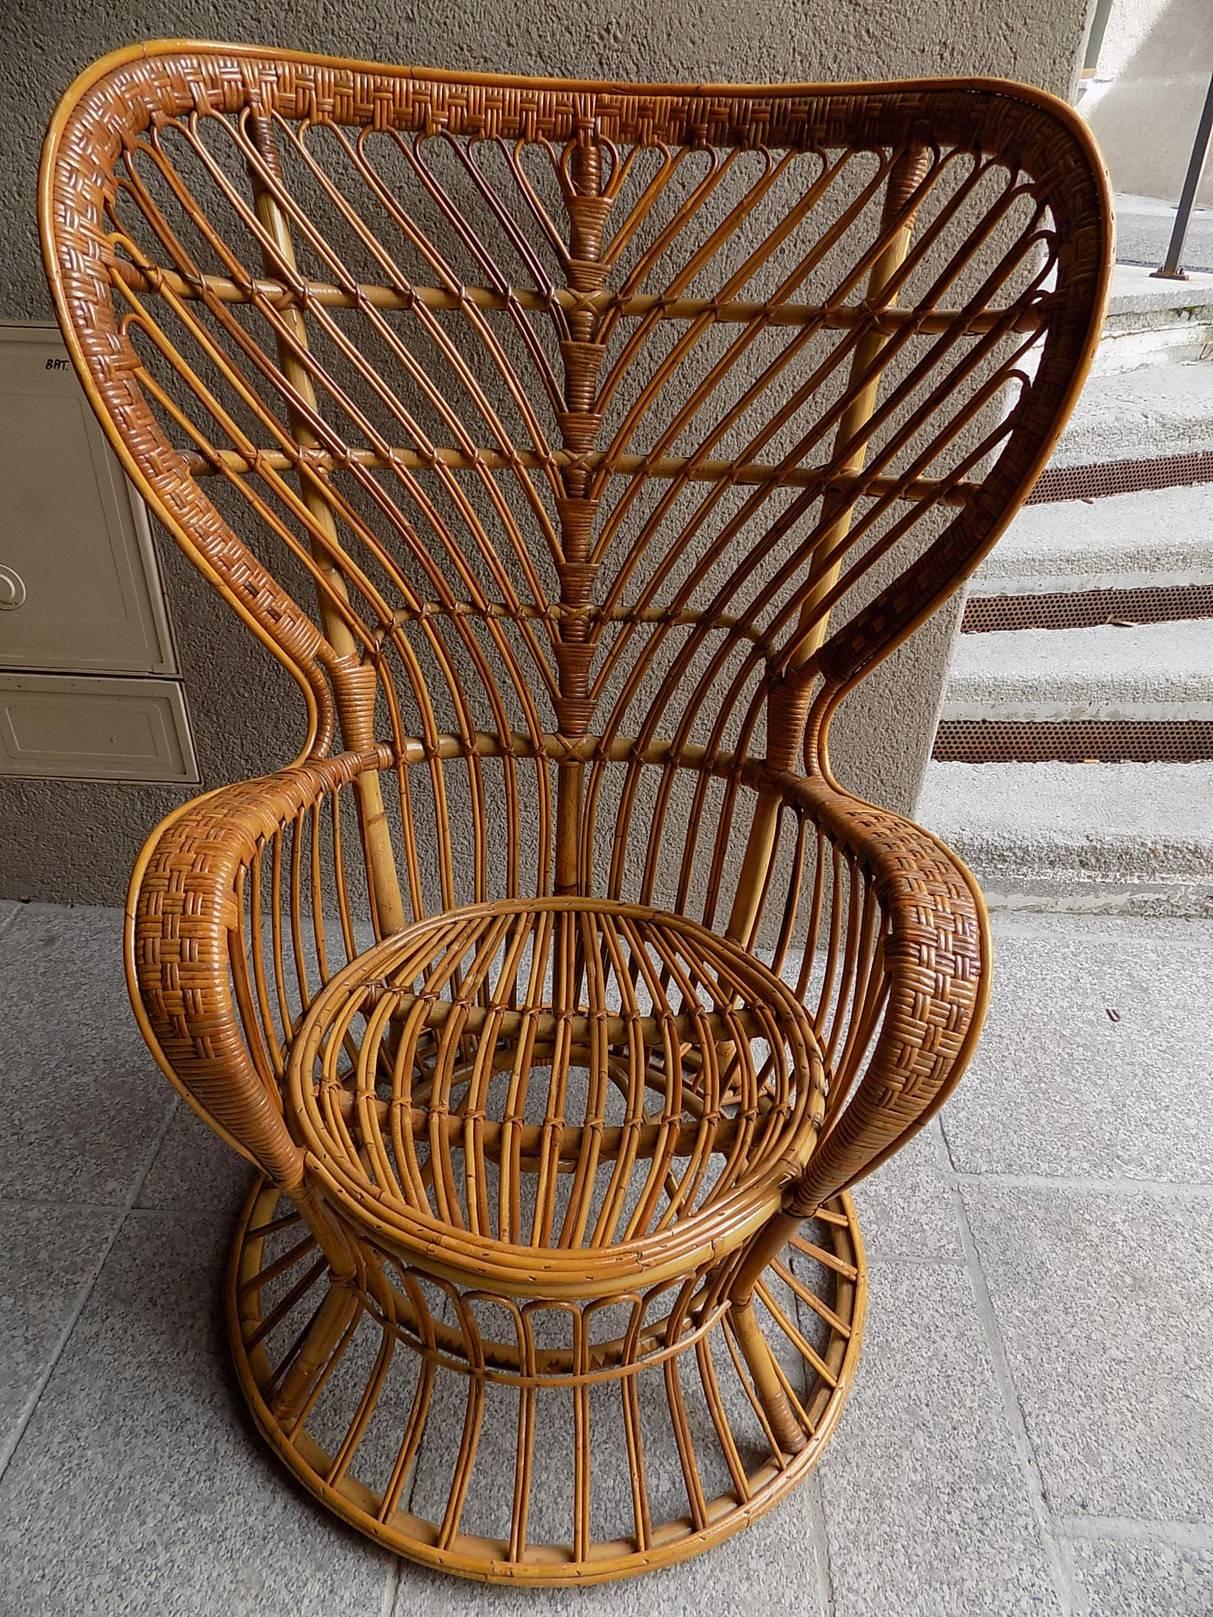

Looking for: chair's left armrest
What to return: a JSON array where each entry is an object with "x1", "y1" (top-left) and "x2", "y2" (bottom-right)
[{"x1": 125, "y1": 748, "x2": 390, "y2": 1187}]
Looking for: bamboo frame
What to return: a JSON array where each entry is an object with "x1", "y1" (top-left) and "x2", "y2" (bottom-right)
[{"x1": 40, "y1": 40, "x2": 1109, "y2": 1585}]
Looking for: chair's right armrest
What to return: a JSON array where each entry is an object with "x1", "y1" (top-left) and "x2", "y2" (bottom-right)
[
  {"x1": 125, "y1": 748, "x2": 390, "y2": 1187},
  {"x1": 753, "y1": 765, "x2": 991, "y2": 1213}
]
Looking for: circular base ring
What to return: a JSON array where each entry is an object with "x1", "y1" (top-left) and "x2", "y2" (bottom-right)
[{"x1": 228, "y1": 1177, "x2": 866, "y2": 1586}]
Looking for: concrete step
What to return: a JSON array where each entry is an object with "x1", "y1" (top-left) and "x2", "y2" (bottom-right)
[
  {"x1": 930, "y1": 308, "x2": 1213, "y2": 920},
  {"x1": 974, "y1": 482, "x2": 1213, "y2": 595},
  {"x1": 1110, "y1": 193, "x2": 1213, "y2": 276},
  {"x1": 1053, "y1": 361, "x2": 1213, "y2": 468},
  {"x1": 920, "y1": 760, "x2": 1213, "y2": 916},
  {"x1": 1095, "y1": 265, "x2": 1213, "y2": 376},
  {"x1": 941, "y1": 620, "x2": 1213, "y2": 723}
]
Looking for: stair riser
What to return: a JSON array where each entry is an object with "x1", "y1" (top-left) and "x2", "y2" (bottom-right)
[
  {"x1": 1091, "y1": 316, "x2": 1213, "y2": 377},
  {"x1": 966, "y1": 873, "x2": 1213, "y2": 919},
  {"x1": 961, "y1": 583, "x2": 1213, "y2": 633},
  {"x1": 943, "y1": 697, "x2": 1213, "y2": 723},
  {"x1": 973, "y1": 568, "x2": 1213, "y2": 595},
  {"x1": 933, "y1": 719, "x2": 1213, "y2": 764}
]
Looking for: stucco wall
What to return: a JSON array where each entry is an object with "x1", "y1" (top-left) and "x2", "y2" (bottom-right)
[
  {"x1": 1083, "y1": 0, "x2": 1213, "y2": 206},
  {"x1": 0, "y1": 2, "x2": 1091, "y2": 904}
]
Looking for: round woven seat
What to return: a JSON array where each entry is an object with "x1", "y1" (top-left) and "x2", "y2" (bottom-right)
[{"x1": 287, "y1": 896, "x2": 827, "y2": 1299}]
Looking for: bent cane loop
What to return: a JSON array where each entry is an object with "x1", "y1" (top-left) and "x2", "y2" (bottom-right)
[
  {"x1": 725, "y1": 144, "x2": 930, "y2": 1449},
  {"x1": 247, "y1": 112, "x2": 407, "y2": 942},
  {"x1": 725, "y1": 141, "x2": 931, "y2": 957}
]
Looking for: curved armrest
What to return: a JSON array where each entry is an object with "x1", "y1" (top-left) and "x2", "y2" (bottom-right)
[
  {"x1": 125, "y1": 748, "x2": 389, "y2": 1187},
  {"x1": 761, "y1": 768, "x2": 991, "y2": 1214}
]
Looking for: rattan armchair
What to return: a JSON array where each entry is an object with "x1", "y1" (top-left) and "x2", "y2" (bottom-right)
[{"x1": 41, "y1": 42, "x2": 1109, "y2": 1585}]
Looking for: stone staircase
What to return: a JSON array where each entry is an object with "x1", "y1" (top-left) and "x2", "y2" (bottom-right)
[{"x1": 922, "y1": 270, "x2": 1213, "y2": 917}]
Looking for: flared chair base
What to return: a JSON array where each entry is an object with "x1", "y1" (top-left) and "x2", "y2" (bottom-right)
[{"x1": 229, "y1": 1177, "x2": 866, "y2": 1585}]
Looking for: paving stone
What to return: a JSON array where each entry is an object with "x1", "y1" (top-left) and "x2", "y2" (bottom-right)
[
  {"x1": 138, "y1": 1102, "x2": 257, "y2": 1222},
  {"x1": 818, "y1": 1260, "x2": 1061, "y2": 1616},
  {"x1": 0, "y1": 904, "x2": 173, "y2": 1203},
  {"x1": 0, "y1": 1209, "x2": 395, "y2": 1617},
  {"x1": 849, "y1": 1122, "x2": 964, "y2": 1264},
  {"x1": 944, "y1": 914, "x2": 1213, "y2": 1184},
  {"x1": 1066, "y1": 1535, "x2": 1213, "y2": 1617},
  {"x1": 0, "y1": 1201, "x2": 120, "y2": 1460},
  {"x1": 963, "y1": 1182, "x2": 1213, "y2": 1524},
  {"x1": 4, "y1": 898, "x2": 1210, "y2": 1613}
]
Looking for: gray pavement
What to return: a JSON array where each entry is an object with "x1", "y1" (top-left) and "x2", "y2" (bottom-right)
[{"x1": 0, "y1": 898, "x2": 1210, "y2": 1614}]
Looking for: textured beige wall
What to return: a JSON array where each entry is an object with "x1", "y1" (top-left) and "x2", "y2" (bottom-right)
[
  {"x1": 0, "y1": 2, "x2": 1090, "y2": 904},
  {"x1": 1083, "y1": 0, "x2": 1213, "y2": 207}
]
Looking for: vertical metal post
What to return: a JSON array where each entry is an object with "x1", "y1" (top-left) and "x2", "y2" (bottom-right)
[
  {"x1": 1082, "y1": 0, "x2": 1115, "y2": 77},
  {"x1": 1153, "y1": 71, "x2": 1213, "y2": 281}
]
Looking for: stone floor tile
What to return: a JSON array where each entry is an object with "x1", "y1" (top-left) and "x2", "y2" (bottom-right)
[
  {"x1": 1066, "y1": 1534, "x2": 1213, "y2": 1617},
  {"x1": 0, "y1": 904, "x2": 173, "y2": 1203},
  {"x1": 944, "y1": 914, "x2": 1213, "y2": 1183},
  {"x1": 138, "y1": 1102, "x2": 257, "y2": 1222},
  {"x1": 850, "y1": 1122, "x2": 964, "y2": 1264},
  {"x1": 4, "y1": 899, "x2": 1210, "y2": 1614},
  {"x1": 0, "y1": 1201, "x2": 120, "y2": 1460},
  {"x1": 818, "y1": 1260, "x2": 1061, "y2": 1616},
  {"x1": 963, "y1": 1181, "x2": 1213, "y2": 1523},
  {"x1": 0, "y1": 1209, "x2": 395, "y2": 1617}
]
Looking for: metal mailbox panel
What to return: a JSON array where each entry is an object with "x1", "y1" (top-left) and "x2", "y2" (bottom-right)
[
  {"x1": 0, "y1": 324, "x2": 177, "y2": 675},
  {"x1": 0, "y1": 672, "x2": 199, "y2": 782}
]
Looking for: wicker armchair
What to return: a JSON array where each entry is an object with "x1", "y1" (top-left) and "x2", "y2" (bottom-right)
[{"x1": 41, "y1": 42, "x2": 1109, "y2": 1585}]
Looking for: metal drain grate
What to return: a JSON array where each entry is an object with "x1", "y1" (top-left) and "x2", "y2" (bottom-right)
[
  {"x1": 1028, "y1": 450, "x2": 1213, "y2": 505},
  {"x1": 962, "y1": 582, "x2": 1213, "y2": 633},
  {"x1": 933, "y1": 719, "x2": 1213, "y2": 764}
]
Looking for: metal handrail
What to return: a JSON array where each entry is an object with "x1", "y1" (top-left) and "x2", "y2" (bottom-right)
[{"x1": 1152, "y1": 70, "x2": 1213, "y2": 280}]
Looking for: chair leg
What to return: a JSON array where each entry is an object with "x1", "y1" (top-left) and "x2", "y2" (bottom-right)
[
  {"x1": 267, "y1": 1185, "x2": 362, "y2": 1424},
  {"x1": 729, "y1": 1297, "x2": 808, "y2": 1455},
  {"x1": 728, "y1": 1208, "x2": 808, "y2": 1454},
  {"x1": 271, "y1": 1276, "x2": 361, "y2": 1423}
]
